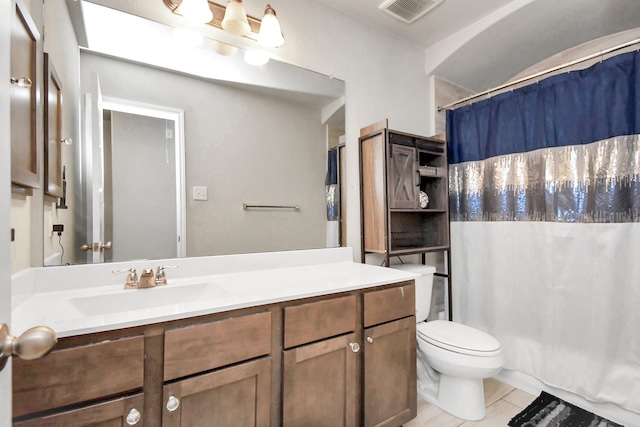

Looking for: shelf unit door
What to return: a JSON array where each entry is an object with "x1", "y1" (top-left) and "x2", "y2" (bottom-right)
[
  {"x1": 389, "y1": 145, "x2": 419, "y2": 209},
  {"x1": 361, "y1": 132, "x2": 387, "y2": 255}
]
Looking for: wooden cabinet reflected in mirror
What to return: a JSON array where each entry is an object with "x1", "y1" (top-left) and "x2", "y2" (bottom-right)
[
  {"x1": 10, "y1": 0, "x2": 41, "y2": 194},
  {"x1": 44, "y1": 53, "x2": 64, "y2": 199}
]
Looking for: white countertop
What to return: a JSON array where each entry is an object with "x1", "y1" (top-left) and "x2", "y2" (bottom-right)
[{"x1": 12, "y1": 249, "x2": 418, "y2": 338}]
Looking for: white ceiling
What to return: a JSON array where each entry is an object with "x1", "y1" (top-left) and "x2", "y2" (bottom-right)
[{"x1": 314, "y1": 0, "x2": 640, "y2": 92}]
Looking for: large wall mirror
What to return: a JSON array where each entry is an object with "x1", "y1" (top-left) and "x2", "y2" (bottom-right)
[{"x1": 42, "y1": 0, "x2": 346, "y2": 266}]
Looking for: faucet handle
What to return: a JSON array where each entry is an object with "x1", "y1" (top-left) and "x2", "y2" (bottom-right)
[
  {"x1": 155, "y1": 265, "x2": 178, "y2": 286},
  {"x1": 113, "y1": 268, "x2": 138, "y2": 289}
]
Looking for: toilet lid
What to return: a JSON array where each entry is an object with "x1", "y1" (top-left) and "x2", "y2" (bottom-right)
[{"x1": 417, "y1": 320, "x2": 502, "y2": 357}]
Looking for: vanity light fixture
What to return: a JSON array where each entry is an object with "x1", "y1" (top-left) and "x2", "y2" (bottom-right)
[
  {"x1": 258, "y1": 4, "x2": 284, "y2": 47},
  {"x1": 164, "y1": 0, "x2": 285, "y2": 47},
  {"x1": 177, "y1": 0, "x2": 213, "y2": 24},
  {"x1": 221, "y1": 0, "x2": 251, "y2": 36}
]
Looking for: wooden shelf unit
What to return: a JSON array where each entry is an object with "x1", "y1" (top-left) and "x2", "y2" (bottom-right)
[{"x1": 359, "y1": 124, "x2": 450, "y2": 266}]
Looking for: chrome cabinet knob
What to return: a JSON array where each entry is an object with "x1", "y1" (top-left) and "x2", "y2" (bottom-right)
[
  {"x1": 0, "y1": 324, "x2": 57, "y2": 372},
  {"x1": 366, "y1": 336, "x2": 374, "y2": 343},
  {"x1": 349, "y1": 342, "x2": 360, "y2": 353},
  {"x1": 126, "y1": 408, "x2": 141, "y2": 425},
  {"x1": 166, "y1": 395, "x2": 180, "y2": 412}
]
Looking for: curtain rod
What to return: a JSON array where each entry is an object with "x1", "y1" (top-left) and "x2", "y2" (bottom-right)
[{"x1": 438, "y1": 37, "x2": 640, "y2": 112}]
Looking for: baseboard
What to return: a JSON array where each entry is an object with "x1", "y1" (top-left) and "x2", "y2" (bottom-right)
[{"x1": 495, "y1": 369, "x2": 640, "y2": 427}]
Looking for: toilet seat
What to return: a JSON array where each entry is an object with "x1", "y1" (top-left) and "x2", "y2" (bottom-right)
[{"x1": 417, "y1": 320, "x2": 502, "y2": 357}]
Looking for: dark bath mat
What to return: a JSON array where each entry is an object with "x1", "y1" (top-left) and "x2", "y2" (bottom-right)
[{"x1": 508, "y1": 391, "x2": 624, "y2": 427}]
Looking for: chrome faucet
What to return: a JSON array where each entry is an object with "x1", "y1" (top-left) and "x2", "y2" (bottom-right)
[
  {"x1": 138, "y1": 268, "x2": 157, "y2": 288},
  {"x1": 155, "y1": 265, "x2": 178, "y2": 286},
  {"x1": 113, "y1": 265, "x2": 179, "y2": 289},
  {"x1": 112, "y1": 268, "x2": 139, "y2": 289}
]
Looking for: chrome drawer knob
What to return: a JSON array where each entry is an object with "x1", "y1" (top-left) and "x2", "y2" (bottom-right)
[
  {"x1": 126, "y1": 408, "x2": 141, "y2": 425},
  {"x1": 166, "y1": 395, "x2": 180, "y2": 412},
  {"x1": 366, "y1": 336, "x2": 374, "y2": 343},
  {"x1": 349, "y1": 342, "x2": 360, "y2": 353}
]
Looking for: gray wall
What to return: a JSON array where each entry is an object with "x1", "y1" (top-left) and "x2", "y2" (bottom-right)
[{"x1": 80, "y1": 51, "x2": 327, "y2": 257}]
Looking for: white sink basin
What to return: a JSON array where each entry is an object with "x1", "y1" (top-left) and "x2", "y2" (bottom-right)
[{"x1": 70, "y1": 282, "x2": 229, "y2": 315}]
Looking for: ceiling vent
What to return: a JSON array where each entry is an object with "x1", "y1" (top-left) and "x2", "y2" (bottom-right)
[{"x1": 378, "y1": 0, "x2": 444, "y2": 24}]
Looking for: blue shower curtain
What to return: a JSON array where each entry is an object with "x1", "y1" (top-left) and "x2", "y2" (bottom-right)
[{"x1": 447, "y1": 50, "x2": 640, "y2": 415}]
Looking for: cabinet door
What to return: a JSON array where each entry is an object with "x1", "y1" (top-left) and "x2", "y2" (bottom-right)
[
  {"x1": 10, "y1": 0, "x2": 40, "y2": 190},
  {"x1": 13, "y1": 394, "x2": 144, "y2": 427},
  {"x1": 364, "y1": 317, "x2": 417, "y2": 427},
  {"x1": 389, "y1": 145, "x2": 419, "y2": 209},
  {"x1": 283, "y1": 333, "x2": 359, "y2": 427},
  {"x1": 162, "y1": 357, "x2": 271, "y2": 427}
]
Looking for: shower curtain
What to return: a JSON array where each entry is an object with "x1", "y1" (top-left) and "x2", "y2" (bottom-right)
[
  {"x1": 326, "y1": 148, "x2": 340, "y2": 247},
  {"x1": 446, "y1": 50, "x2": 640, "y2": 414}
]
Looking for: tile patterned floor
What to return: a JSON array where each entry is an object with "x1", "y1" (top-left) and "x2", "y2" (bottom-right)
[{"x1": 405, "y1": 378, "x2": 537, "y2": 427}]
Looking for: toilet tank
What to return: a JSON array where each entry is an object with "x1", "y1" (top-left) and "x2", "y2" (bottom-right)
[{"x1": 389, "y1": 264, "x2": 436, "y2": 322}]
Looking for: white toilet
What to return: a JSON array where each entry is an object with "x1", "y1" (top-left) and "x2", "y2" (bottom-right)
[{"x1": 391, "y1": 264, "x2": 505, "y2": 421}]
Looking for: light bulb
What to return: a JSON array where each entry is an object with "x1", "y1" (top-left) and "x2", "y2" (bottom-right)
[
  {"x1": 244, "y1": 49, "x2": 270, "y2": 66},
  {"x1": 258, "y1": 5, "x2": 284, "y2": 47},
  {"x1": 222, "y1": 0, "x2": 251, "y2": 36},
  {"x1": 177, "y1": 0, "x2": 213, "y2": 24}
]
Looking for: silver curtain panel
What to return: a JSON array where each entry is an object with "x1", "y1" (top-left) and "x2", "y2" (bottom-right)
[{"x1": 449, "y1": 134, "x2": 640, "y2": 223}]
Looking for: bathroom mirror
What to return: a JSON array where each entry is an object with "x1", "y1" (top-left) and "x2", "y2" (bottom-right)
[{"x1": 42, "y1": 0, "x2": 346, "y2": 266}]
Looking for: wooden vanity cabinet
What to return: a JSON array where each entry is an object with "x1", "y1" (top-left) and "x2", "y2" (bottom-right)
[
  {"x1": 363, "y1": 284, "x2": 417, "y2": 427},
  {"x1": 12, "y1": 281, "x2": 417, "y2": 427},
  {"x1": 162, "y1": 312, "x2": 273, "y2": 427},
  {"x1": 282, "y1": 295, "x2": 359, "y2": 427}
]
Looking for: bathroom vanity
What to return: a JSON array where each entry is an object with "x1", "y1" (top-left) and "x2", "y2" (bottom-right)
[{"x1": 10, "y1": 248, "x2": 418, "y2": 427}]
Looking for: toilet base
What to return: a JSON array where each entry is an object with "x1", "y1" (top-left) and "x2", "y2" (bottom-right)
[
  {"x1": 418, "y1": 375, "x2": 487, "y2": 421},
  {"x1": 437, "y1": 374, "x2": 486, "y2": 420}
]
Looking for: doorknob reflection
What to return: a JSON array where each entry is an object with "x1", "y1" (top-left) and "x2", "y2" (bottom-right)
[
  {"x1": 0, "y1": 324, "x2": 58, "y2": 372},
  {"x1": 80, "y1": 241, "x2": 113, "y2": 252}
]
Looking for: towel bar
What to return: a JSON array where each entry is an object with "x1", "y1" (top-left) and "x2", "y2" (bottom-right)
[{"x1": 242, "y1": 203, "x2": 300, "y2": 210}]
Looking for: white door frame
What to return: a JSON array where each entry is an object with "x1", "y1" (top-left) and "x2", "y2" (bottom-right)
[{"x1": 101, "y1": 96, "x2": 187, "y2": 258}]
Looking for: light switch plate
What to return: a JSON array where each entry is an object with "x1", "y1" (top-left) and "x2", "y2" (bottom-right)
[{"x1": 193, "y1": 186, "x2": 208, "y2": 201}]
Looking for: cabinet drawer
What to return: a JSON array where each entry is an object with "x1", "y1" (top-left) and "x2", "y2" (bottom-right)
[
  {"x1": 363, "y1": 282, "x2": 415, "y2": 327},
  {"x1": 284, "y1": 295, "x2": 356, "y2": 349},
  {"x1": 164, "y1": 311, "x2": 272, "y2": 381},
  {"x1": 13, "y1": 393, "x2": 144, "y2": 427},
  {"x1": 13, "y1": 335, "x2": 144, "y2": 418}
]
